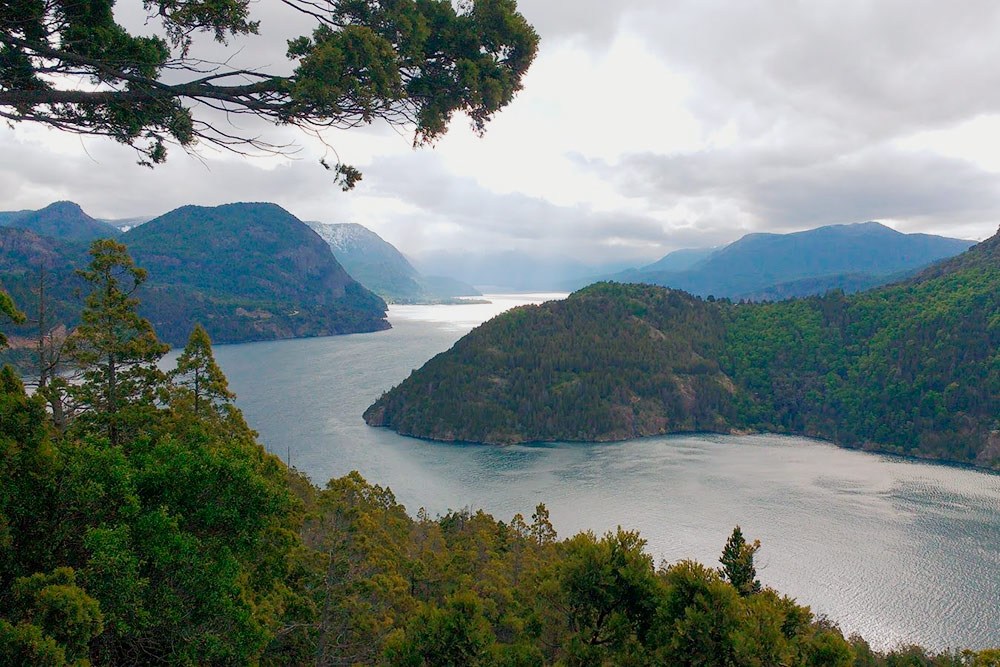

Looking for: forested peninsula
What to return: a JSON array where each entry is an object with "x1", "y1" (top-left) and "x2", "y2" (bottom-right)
[
  {"x1": 2, "y1": 241, "x2": 997, "y2": 664},
  {"x1": 366, "y1": 227, "x2": 1000, "y2": 469}
]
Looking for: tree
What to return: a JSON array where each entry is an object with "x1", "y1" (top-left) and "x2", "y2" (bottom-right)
[
  {"x1": 719, "y1": 525, "x2": 762, "y2": 597},
  {"x1": 169, "y1": 324, "x2": 234, "y2": 417},
  {"x1": 0, "y1": 287, "x2": 25, "y2": 349},
  {"x1": 63, "y1": 240, "x2": 169, "y2": 446},
  {"x1": 0, "y1": 0, "x2": 539, "y2": 186}
]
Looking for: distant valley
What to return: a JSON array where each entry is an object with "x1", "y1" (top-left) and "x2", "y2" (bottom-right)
[{"x1": 306, "y1": 221, "x2": 481, "y2": 303}]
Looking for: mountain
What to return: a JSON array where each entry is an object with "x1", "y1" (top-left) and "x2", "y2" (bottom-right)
[
  {"x1": 619, "y1": 222, "x2": 973, "y2": 299},
  {"x1": 306, "y1": 222, "x2": 480, "y2": 303},
  {"x1": 639, "y1": 246, "x2": 715, "y2": 273},
  {"x1": 0, "y1": 201, "x2": 120, "y2": 243},
  {"x1": 0, "y1": 202, "x2": 389, "y2": 349},
  {"x1": 365, "y1": 227, "x2": 1000, "y2": 469},
  {"x1": 122, "y1": 203, "x2": 389, "y2": 344},
  {"x1": 0, "y1": 228, "x2": 85, "y2": 347}
]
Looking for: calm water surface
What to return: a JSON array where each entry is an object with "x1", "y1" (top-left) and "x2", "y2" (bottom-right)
[{"x1": 176, "y1": 293, "x2": 1000, "y2": 651}]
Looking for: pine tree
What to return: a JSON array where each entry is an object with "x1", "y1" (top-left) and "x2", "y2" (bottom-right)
[
  {"x1": 719, "y1": 525, "x2": 762, "y2": 597},
  {"x1": 0, "y1": 288, "x2": 25, "y2": 349},
  {"x1": 169, "y1": 324, "x2": 235, "y2": 417},
  {"x1": 63, "y1": 240, "x2": 169, "y2": 446}
]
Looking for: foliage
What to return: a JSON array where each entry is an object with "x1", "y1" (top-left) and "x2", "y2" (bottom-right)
[
  {"x1": 0, "y1": 0, "x2": 538, "y2": 180},
  {"x1": 169, "y1": 323, "x2": 235, "y2": 417},
  {"x1": 1, "y1": 244, "x2": 996, "y2": 664},
  {"x1": 0, "y1": 283, "x2": 25, "y2": 349},
  {"x1": 719, "y1": 525, "x2": 762, "y2": 597},
  {"x1": 63, "y1": 239, "x2": 170, "y2": 446},
  {"x1": 367, "y1": 229, "x2": 1000, "y2": 468},
  {"x1": 0, "y1": 202, "x2": 390, "y2": 350}
]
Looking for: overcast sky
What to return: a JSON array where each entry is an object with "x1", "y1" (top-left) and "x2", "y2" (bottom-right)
[{"x1": 4, "y1": 1, "x2": 1000, "y2": 265}]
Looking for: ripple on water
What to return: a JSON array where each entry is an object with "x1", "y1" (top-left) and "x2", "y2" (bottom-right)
[{"x1": 171, "y1": 297, "x2": 1000, "y2": 652}]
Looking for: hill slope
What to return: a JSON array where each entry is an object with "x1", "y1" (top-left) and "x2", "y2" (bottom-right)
[
  {"x1": 610, "y1": 222, "x2": 973, "y2": 299},
  {"x1": 0, "y1": 201, "x2": 120, "y2": 243},
  {"x1": 123, "y1": 203, "x2": 389, "y2": 344},
  {"x1": 365, "y1": 228, "x2": 1000, "y2": 468},
  {"x1": 307, "y1": 222, "x2": 480, "y2": 302}
]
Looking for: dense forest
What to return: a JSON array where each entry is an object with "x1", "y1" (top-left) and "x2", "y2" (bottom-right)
[
  {"x1": 366, "y1": 227, "x2": 1000, "y2": 469},
  {"x1": 0, "y1": 202, "x2": 389, "y2": 351},
  {"x1": 3, "y1": 243, "x2": 998, "y2": 664}
]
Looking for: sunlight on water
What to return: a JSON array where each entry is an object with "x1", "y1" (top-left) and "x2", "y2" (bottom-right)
[{"x1": 174, "y1": 294, "x2": 1000, "y2": 652}]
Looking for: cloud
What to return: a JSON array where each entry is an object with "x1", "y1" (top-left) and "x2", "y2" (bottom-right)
[
  {"x1": 6, "y1": 0, "x2": 1000, "y2": 269},
  {"x1": 584, "y1": 144, "x2": 1000, "y2": 236}
]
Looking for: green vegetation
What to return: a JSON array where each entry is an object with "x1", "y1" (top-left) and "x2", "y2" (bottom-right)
[
  {"x1": 0, "y1": 202, "x2": 120, "y2": 244},
  {"x1": 0, "y1": 246, "x2": 997, "y2": 664},
  {"x1": 366, "y1": 229, "x2": 1000, "y2": 469},
  {"x1": 0, "y1": 0, "x2": 537, "y2": 186},
  {"x1": 0, "y1": 202, "x2": 389, "y2": 349}
]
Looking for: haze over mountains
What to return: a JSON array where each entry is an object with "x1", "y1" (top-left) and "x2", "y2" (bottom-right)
[
  {"x1": 306, "y1": 222, "x2": 480, "y2": 303},
  {"x1": 600, "y1": 222, "x2": 974, "y2": 300}
]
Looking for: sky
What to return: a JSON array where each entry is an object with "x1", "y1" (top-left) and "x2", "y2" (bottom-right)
[{"x1": 4, "y1": 0, "x2": 1000, "y2": 267}]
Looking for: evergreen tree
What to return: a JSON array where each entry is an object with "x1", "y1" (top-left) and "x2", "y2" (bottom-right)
[
  {"x1": 0, "y1": 287, "x2": 25, "y2": 349},
  {"x1": 719, "y1": 525, "x2": 762, "y2": 597},
  {"x1": 63, "y1": 240, "x2": 169, "y2": 446},
  {"x1": 169, "y1": 324, "x2": 235, "y2": 417}
]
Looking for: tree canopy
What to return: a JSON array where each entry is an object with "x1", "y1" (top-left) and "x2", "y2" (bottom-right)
[{"x1": 0, "y1": 0, "x2": 539, "y2": 185}]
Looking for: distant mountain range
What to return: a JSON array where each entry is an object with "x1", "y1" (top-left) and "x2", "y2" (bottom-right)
[
  {"x1": 600, "y1": 222, "x2": 974, "y2": 299},
  {"x1": 306, "y1": 222, "x2": 480, "y2": 303},
  {"x1": 0, "y1": 202, "x2": 388, "y2": 346}
]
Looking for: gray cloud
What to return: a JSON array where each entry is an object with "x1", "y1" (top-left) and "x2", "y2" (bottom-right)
[{"x1": 585, "y1": 145, "x2": 1000, "y2": 236}]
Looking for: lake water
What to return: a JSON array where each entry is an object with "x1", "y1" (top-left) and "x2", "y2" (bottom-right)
[{"x1": 180, "y1": 294, "x2": 1000, "y2": 652}]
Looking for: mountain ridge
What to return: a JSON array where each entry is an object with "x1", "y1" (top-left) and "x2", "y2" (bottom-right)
[
  {"x1": 365, "y1": 226, "x2": 1000, "y2": 469},
  {"x1": 595, "y1": 221, "x2": 974, "y2": 299}
]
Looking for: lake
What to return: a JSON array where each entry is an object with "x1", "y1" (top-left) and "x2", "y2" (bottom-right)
[{"x1": 180, "y1": 293, "x2": 1000, "y2": 652}]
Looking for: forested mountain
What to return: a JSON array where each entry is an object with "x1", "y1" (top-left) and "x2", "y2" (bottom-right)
[
  {"x1": 366, "y1": 227, "x2": 1000, "y2": 469},
  {"x1": 0, "y1": 202, "x2": 389, "y2": 349},
  {"x1": 639, "y1": 246, "x2": 716, "y2": 273},
  {"x1": 0, "y1": 261, "x2": 992, "y2": 662},
  {"x1": 604, "y1": 222, "x2": 973, "y2": 299},
  {"x1": 0, "y1": 201, "x2": 120, "y2": 243},
  {"x1": 122, "y1": 203, "x2": 389, "y2": 344},
  {"x1": 307, "y1": 221, "x2": 480, "y2": 302}
]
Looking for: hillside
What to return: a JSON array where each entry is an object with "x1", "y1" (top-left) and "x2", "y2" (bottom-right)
[
  {"x1": 0, "y1": 201, "x2": 120, "y2": 243},
  {"x1": 307, "y1": 221, "x2": 480, "y2": 302},
  {"x1": 365, "y1": 228, "x2": 1000, "y2": 468},
  {"x1": 604, "y1": 222, "x2": 973, "y2": 299},
  {"x1": 123, "y1": 203, "x2": 389, "y2": 344}
]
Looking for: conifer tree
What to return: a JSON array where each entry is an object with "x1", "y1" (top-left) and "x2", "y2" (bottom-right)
[
  {"x1": 63, "y1": 240, "x2": 168, "y2": 446},
  {"x1": 719, "y1": 525, "x2": 762, "y2": 597},
  {"x1": 170, "y1": 324, "x2": 235, "y2": 417},
  {"x1": 0, "y1": 288, "x2": 25, "y2": 349}
]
